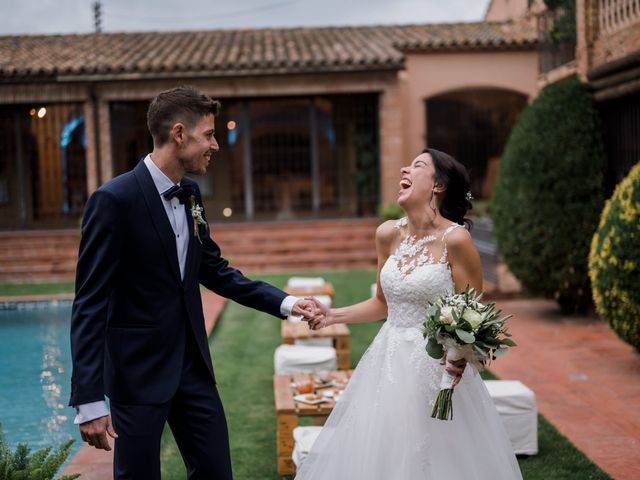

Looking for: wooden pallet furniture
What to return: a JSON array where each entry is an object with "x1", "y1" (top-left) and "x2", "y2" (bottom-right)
[
  {"x1": 273, "y1": 370, "x2": 353, "y2": 476},
  {"x1": 284, "y1": 281, "x2": 336, "y2": 302},
  {"x1": 281, "y1": 320, "x2": 350, "y2": 370}
]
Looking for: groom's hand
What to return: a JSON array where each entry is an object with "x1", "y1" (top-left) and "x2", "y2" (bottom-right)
[
  {"x1": 80, "y1": 414, "x2": 118, "y2": 451},
  {"x1": 291, "y1": 298, "x2": 318, "y2": 320},
  {"x1": 305, "y1": 297, "x2": 332, "y2": 330}
]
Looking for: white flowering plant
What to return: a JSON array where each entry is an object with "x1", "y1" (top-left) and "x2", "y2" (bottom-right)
[{"x1": 423, "y1": 287, "x2": 516, "y2": 420}]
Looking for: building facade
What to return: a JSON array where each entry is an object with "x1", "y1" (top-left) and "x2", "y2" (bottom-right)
[
  {"x1": 0, "y1": 21, "x2": 538, "y2": 229},
  {"x1": 533, "y1": 0, "x2": 640, "y2": 191}
]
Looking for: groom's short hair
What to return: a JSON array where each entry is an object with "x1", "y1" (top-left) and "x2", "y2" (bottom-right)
[{"x1": 147, "y1": 86, "x2": 221, "y2": 146}]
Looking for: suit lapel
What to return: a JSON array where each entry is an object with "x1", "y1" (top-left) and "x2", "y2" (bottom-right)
[
  {"x1": 182, "y1": 183, "x2": 204, "y2": 286},
  {"x1": 134, "y1": 161, "x2": 182, "y2": 284},
  {"x1": 183, "y1": 200, "x2": 197, "y2": 285}
]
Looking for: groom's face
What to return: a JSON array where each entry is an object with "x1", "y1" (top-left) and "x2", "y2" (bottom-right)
[{"x1": 179, "y1": 113, "x2": 219, "y2": 175}]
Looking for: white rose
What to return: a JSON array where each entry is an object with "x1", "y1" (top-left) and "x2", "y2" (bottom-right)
[
  {"x1": 440, "y1": 306, "x2": 455, "y2": 325},
  {"x1": 462, "y1": 310, "x2": 483, "y2": 330}
]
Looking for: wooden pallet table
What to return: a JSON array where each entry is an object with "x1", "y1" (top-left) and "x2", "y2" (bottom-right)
[
  {"x1": 281, "y1": 320, "x2": 350, "y2": 370},
  {"x1": 273, "y1": 370, "x2": 353, "y2": 477},
  {"x1": 284, "y1": 282, "x2": 336, "y2": 302}
]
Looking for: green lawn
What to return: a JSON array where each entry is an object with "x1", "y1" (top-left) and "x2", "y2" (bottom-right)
[
  {"x1": 0, "y1": 281, "x2": 75, "y2": 297},
  {"x1": 160, "y1": 269, "x2": 610, "y2": 479}
]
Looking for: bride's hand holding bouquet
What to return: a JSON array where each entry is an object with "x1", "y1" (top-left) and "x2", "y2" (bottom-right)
[{"x1": 423, "y1": 287, "x2": 516, "y2": 420}]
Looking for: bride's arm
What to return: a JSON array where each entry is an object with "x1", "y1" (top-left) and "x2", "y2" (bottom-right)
[
  {"x1": 309, "y1": 220, "x2": 395, "y2": 328},
  {"x1": 447, "y1": 227, "x2": 483, "y2": 293}
]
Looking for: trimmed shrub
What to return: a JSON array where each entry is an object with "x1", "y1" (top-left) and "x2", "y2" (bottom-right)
[
  {"x1": 589, "y1": 162, "x2": 640, "y2": 351},
  {"x1": 378, "y1": 202, "x2": 405, "y2": 220},
  {"x1": 0, "y1": 425, "x2": 79, "y2": 480},
  {"x1": 491, "y1": 77, "x2": 606, "y2": 313}
]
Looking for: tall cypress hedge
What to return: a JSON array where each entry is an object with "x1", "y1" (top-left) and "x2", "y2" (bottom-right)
[{"x1": 491, "y1": 78, "x2": 606, "y2": 313}]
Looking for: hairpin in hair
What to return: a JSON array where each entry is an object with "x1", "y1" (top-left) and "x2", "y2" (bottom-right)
[{"x1": 465, "y1": 191, "x2": 474, "y2": 201}]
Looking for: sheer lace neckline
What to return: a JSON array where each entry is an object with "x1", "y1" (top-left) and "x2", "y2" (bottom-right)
[{"x1": 392, "y1": 217, "x2": 461, "y2": 276}]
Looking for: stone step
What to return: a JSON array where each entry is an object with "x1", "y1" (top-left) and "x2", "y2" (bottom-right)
[{"x1": 0, "y1": 219, "x2": 381, "y2": 282}]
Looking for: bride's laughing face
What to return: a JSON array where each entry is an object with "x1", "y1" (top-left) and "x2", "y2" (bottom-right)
[{"x1": 398, "y1": 153, "x2": 438, "y2": 208}]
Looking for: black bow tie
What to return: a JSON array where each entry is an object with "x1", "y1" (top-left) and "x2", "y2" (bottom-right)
[{"x1": 163, "y1": 184, "x2": 196, "y2": 204}]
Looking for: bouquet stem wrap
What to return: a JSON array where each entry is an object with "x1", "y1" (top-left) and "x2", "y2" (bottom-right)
[{"x1": 432, "y1": 341, "x2": 475, "y2": 421}]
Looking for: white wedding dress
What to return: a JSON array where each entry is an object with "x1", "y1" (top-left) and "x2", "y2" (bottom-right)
[{"x1": 295, "y1": 220, "x2": 522, "y2": 480}]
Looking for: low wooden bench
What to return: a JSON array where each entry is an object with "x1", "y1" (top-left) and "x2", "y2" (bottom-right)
[
  {"x1": 273, "y1": 370, "x2": 353, "y2": 477},
  {"x1": 284, "y1": 282, "x2": 336, "y2": 302},
  {"x1": 281, "y1": 320, "x2": 350, "y2": 370}
]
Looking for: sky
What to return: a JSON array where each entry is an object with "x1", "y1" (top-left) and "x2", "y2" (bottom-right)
[{"x1": 0, "y1": 0, "x2": 491, "y2": 36}]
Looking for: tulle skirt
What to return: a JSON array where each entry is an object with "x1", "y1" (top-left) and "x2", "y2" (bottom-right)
[{"x1": 295, "y1": 322, "x2": 523, "y2": 479}]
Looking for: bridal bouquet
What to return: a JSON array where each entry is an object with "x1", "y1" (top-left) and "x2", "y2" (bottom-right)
[{"x1": 423, "y1": 288, "x2": 516, "y2": 420}]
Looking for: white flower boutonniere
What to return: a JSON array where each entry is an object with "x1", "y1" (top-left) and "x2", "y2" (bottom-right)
[{"x1": 189, "y1": 195, "x2": 207, "y2": 243}]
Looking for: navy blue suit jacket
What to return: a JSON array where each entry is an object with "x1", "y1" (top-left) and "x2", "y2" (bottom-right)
[{"x1": 69, "y1": 161, "x2": 287, "y2": 406}]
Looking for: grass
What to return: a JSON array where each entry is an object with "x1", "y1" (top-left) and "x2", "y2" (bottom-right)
[
  {"x1": 155, "y1": 269, "x2": 608, "y2": 479},
  {"x1": 480, "y1": 371, "x2": 611, "y2": 479},
  {"x1": 0, "y1": 281, "x2": 75, "y2": 297}
]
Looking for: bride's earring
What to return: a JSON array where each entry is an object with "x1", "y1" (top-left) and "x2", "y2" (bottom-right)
[{"x1": 429, "y1": 189, "x2": 437, "y2": 215}]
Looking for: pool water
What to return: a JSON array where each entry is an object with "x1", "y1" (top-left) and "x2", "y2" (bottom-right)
[{"x1": 0, "y1": 306, "x2": 82, "y2": 454}]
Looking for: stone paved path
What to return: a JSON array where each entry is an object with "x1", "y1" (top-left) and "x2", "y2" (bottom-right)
[{"x1": 489, "y1": 298, "x2": 640, "y2": 480}]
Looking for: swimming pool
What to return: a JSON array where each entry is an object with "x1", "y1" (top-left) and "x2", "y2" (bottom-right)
[{"x1": 0, "y1": 306, "x2": 82, "y2": 454}]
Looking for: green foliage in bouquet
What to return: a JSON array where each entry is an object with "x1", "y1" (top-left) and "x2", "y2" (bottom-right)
[
  {"x1": 0, "y1": 425, "x2": 80, "y2": 480},
  {"x1": 424, "y1": 288, "x2": 516, "y2": 364},
  {"x1": 491, "y1": 77, "x2": 606, "y2": 314},
  {"x1": 589, "y1": 163, "x2": 640, "y2": 351},
  {"x1": 377, "y1": 202, "x2": 405, "y2": 220}
]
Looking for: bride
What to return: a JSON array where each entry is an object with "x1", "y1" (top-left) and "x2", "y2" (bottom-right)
[{"x1": 297, "y1": 148, "x2": 522, "y2": 479}]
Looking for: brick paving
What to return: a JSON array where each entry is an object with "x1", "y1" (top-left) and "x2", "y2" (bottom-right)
[{"x1": 489, "y1": 298, "x2": 640, "y2": 480}]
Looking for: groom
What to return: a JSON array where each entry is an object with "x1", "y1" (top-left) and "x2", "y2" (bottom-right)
[{"x1": 69, "y1": 86, "x2": 318, "y2": 479}]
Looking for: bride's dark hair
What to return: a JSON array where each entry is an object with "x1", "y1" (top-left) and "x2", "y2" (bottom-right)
[{"x1": 423, "y1": 148, "x2": 473, "y2": 230}]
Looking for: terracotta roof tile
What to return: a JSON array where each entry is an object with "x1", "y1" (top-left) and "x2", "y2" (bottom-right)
[{"x1": 0, "y1": 21, "x2": 536, "y2": 79}]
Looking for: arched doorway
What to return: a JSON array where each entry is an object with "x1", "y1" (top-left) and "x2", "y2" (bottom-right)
[{"x1": 425, "y1": 88, "x2": 527, "y2": 199}]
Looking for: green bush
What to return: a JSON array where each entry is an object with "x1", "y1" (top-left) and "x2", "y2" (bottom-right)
[
  {"x1": 589, "y1": 163, "x2": 640, "y2": 351},
  {"x1": 0, "y1": 425, "x2": 79, "y2": 480},
  {"x1": 491, "y1": 77, "x2": 606, "y2": 313},
  {"x1": 377, "y1": 202, "x2": 405, "y2": 220}
]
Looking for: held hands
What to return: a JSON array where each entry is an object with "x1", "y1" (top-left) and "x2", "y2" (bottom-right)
[
  {"x1": 292, "y1": 298, "x2": 320, "y2": 319},
  {"x1": 79, "y1": 414, "x2": 118, "y2": 451},
  {"x1": 440, "y1": 357, "x2": 467, "y2": 386},
  {"x1": 304, "y1": 296, "x2": 333, "y2": 331}
]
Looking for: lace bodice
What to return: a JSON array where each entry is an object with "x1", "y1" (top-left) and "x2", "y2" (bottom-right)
[{"x1": 380, "y1": 218, "x2": 461, "y2": 328}]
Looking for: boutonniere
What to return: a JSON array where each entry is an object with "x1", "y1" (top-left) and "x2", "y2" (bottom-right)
[{"x1": 189, "y1": 195, "x2": 207, "y2": 244}]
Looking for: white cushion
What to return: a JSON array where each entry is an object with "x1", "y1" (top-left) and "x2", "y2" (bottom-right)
[
  {"x1": 287, "y1": 277, "x2": 326, "y2": 288},
  {"x1": 274, "y1": 344, "x2": 337, "y2": 374},
  {"x1": 292, "y1": 426, "x2": 323, "y2": 468},
  {"x1": 484, "y1": 380, "x2": 538, "y2": 455},
  {"x1": 295, "y1": 338, "x2": 334, "y2": 347}
]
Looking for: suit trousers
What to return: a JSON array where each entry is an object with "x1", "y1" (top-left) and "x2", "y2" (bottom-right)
[{"x1": 111, "y1": 328, "x2": 232, "y2": 480}]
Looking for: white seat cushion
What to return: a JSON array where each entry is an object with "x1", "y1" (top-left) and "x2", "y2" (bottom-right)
[
  {"x1": 287, "y1": 277, "x2": 326, "y2": 288},
  {"x1": 295, "y1": 338, "x2": 334, "y2": 347},
  {"x1": 274, "y1": 344, "x2": 337, "y2": 374},
  {"x1": 292, "y1": 426, "x2": 323, "y2": 468},
  {"x1": 484, "y1": 380, "x2": 538, "y2": 455}
]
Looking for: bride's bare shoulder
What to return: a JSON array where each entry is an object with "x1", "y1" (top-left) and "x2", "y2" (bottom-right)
[{"x1": 376, "y1": 219, "x2": 401, "y2": 247}]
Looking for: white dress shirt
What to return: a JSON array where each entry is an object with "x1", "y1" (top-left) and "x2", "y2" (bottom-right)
[{"x1": 74, "y1": 155, "x2": 299, "y2": 424}]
